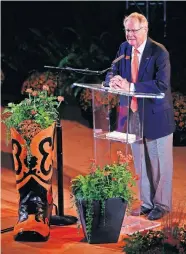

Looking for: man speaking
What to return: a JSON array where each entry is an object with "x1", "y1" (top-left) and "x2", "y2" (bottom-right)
[{"x1": 105, "y1": 12, "x2": 175, "y2": 220}]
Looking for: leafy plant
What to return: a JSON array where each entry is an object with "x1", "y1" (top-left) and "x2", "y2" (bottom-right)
[
  {"x1": 123, "y1": 226, "x2": 186, "y2": 254},
  {"x1": 21, "y1": 70, "x2": 58, "y2": 95},
  {"x1": 2, "y1": 86, "x2": 64, "y2": 147},
  {"x1": 56, "y1": 28, "x2": 112, "y2": 100},
  {"x1": 2, "y1": 25, "x2": 112, "y2": 104},
  {"x1": 71, "y1": 151, "x2": 138, "y2": 240},
  {"x1": 172, "y1": 92, "x2": 186, "y2": 132}
]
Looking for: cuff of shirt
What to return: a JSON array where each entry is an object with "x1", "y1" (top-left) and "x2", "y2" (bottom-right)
[{"x1": 130, "y1": 83, "x2": 135, "y2": 92}]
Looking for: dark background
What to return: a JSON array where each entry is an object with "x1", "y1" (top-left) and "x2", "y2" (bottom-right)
[{"x1": 1, "y1": 1, "x2": 186, "y2": 101}]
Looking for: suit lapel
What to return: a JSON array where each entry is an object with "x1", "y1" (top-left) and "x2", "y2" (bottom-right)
[
  {"x1": 125, "y1": 45, "x2": 132, "y2": 81},
  {"x1": 138, "y1": 38, "x2": 152, "y2": 81}
]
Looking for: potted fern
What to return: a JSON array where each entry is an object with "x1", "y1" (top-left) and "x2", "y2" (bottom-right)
[{"x1": 71, "y1": 151, "x2": 137, "y2": 244}]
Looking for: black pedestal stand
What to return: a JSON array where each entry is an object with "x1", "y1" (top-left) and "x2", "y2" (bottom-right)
[{"x1": 50, "y1": 119, "x2": 77, "y2": 226}]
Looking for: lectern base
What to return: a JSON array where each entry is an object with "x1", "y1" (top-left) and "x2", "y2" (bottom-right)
[{"x1": 121, "y1": 215, "x2": 161, "y2": 235}]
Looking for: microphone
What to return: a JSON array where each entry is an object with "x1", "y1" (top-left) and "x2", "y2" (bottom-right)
[
  {"x1": 103, "y1": 54, "x2": 126, "y2": 87},
  {"x1": 111, "y1": 54, "x2": 125, "y2": 65}
]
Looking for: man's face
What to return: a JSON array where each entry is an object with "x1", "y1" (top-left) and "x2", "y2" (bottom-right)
[{"x1": 124, "y1": 18, "x2": 147, "y2": 48}]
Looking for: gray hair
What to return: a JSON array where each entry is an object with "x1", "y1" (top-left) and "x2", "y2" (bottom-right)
[{"x1": 124, "y1": 12, "x2": 148, "y2": 28}]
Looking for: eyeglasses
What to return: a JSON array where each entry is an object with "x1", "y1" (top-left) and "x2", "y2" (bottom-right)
[{"x1": 124, "y1": 27, "x2": 144, "y2": 34}]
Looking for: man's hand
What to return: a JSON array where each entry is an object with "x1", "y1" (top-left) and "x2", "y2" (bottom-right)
[{"x1": 109, "y1": 75, "x2": 130, "y2": 92}]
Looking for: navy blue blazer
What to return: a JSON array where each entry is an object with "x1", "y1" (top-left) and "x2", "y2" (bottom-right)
[{"x1": 105, "y1": 37, "x2": 175, "y2": 139}]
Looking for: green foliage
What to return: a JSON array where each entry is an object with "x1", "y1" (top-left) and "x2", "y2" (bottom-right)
[
  {"x1": 2, "y1": 87, "x2": 62, "y2": 145},
  {"x1": 2, "y1": 27, "x2": 111, "y2": 102},
  {"x1": 71, "y1": 153, "x2": 136, "y2": 240},
  {"x1": 21, "y1": 70, "x2": 58, "y2": 95},
  {"x1": 72, "y1": 160, "x2": 135, "y2": 205},
  {"x1": 124, "y1": 230, "x2": 165, "y2": 254},
  {"x1": 123, "y1": 226, "x2": 186, "y2": 254},
  {"x1": 56, "y1": 32, "x2": 111, "y2": 99}
]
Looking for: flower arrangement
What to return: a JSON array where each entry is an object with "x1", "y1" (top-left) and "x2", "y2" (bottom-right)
[
  {"x1": 21, "y1": 71, "x2": 58, "y2": 95},
  {"x1": 123, "y1": 201, "x2": 186, "y2": 253},
  {"x1": 71, "y1": 151, "x2": 138, "y2": 240},
  {"x1": 123, "y1": 226, "x2": 186, "y2": 254},
  {"x1": 79, "y1": 88, "x2": 119, "y2": 111},
  {"x1": 2, "y1": 86, "x2": 64, "y2": 155},
  {"x1": 172, "y1": 92, "x2": 186, "y2": 132}
]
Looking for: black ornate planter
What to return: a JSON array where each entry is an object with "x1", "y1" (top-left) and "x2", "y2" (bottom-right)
[
  {"x1": 173, "y1": 131, "x2": 186, "y2": 146},
  {"x1": 77, "y1": 198, "x2": 127, "y2": 244}
]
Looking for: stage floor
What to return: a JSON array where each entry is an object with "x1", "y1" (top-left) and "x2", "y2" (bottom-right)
[{"x1": 1, "y1": 117, "x2": 186, "y2": 254}]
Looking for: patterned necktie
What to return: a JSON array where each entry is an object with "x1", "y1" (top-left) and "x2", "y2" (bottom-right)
[{"x1": 130, "y1": 48, "x2": 139, "y2": 112}]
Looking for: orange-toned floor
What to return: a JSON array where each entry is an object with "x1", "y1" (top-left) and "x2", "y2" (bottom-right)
[{"x1": 1, "y1": 110, "x2": 186, "y2": 253}]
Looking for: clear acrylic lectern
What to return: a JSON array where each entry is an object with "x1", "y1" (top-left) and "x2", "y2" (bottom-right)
[{"x1": 73, "y1": 83, "x2": 164, "y2": 234}]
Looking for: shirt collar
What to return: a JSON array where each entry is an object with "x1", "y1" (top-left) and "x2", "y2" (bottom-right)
[{"x1": 132, "y1": 38, "x2": 147, "y2": 55}]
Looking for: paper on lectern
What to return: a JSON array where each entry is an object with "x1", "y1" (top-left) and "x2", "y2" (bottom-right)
[{"x1": 106, "y1": 131, "x2": 136, "y2": 143}]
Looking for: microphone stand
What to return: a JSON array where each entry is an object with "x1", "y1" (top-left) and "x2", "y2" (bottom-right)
[
  {"x1": 44, "y1": 65, "x2": 111, "y2": 75},
  {"x1": 46, "y1": 65, "x2": 110, "y2": 226}
]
